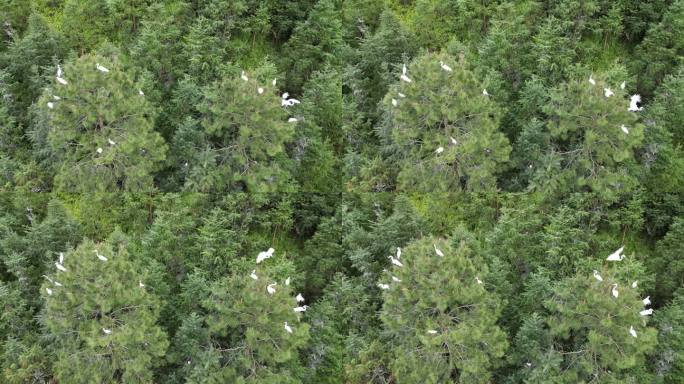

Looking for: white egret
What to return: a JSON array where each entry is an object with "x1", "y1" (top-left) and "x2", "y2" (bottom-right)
[
  {"x1": 434, "y1": 244, "x2": 444, "y2": 257},
  {"x1": 55, "y1": 262, "x2": 67, "y2": 272},
  {"x1": 640, "y1": 308, "x2": 653, "y2": 316},
  {"x1": 450, "y1": 137, "x2": 458, "y2": 145},
  {"x1": 47, "y1": 102, "x2": 54, "y2": 109},
  {"x1": 139, "y1": 281, "x2": 145, "y2": 288},
  {"x1": 54, "y1": 280, "x2": 62, "y2": 287},
  {"x1": 257, "y1": 87, "x2": 264, "y2": 94},
  {"x1": 96, "y1": 63, "x2": 109, "y2": 73},
  {"x1": 398, "y1": 92, "x2": 406, "y2": 98},
  {"x1": 96, "y1": 147, "x2": 103, "y2": 154},
  {"x1": 435, "y1": 146, "x2": 444, "y2": 154},
  {"x1": 108, "y1": 138, "x2": 116, "y2": 146},
  {"x1": 102, "y1": 328, "x2": 112, "y2": 335},
  {"x1": 293, "y1": 305, "x2": 309, "y2": 312},
  {"x1": 57, "y1": 64, "x2": 63, "y2": 78},
  {"x1": 288, "y1": 117, "x2": 298, "y2": 123},
  {"x1": 285, "y1": 277, "x2": 290, "y2": 286},
  {"x1": 267, "y1": 283, "x2": 277, "y2": 295},
  {"x1": 396, "y1": 247, "x2": 401, "y2": 259},
  {"x1": 427, "y1": 329, "x2": 438, "y2": 334},
  {"x1": 402, "y1": 64, "x2": 407, "y2": 75},
  {"x1": 256, "y1": 248, "x2": 275, "y2": 264},
  {"x1": 632, "y1": 281, "x2": 638, "y2": 288},
  {"x1": 440, "y1": 61, "x2": 453, "y2": 72},
  {"x1": 282, "y1": 92, "x2": 289, "y2": 99},
  {"x1": 94, "y1": 250, "x2": 107, "y2": 262},
  {"x1": 593, "y1": 270, "x2": 603, "y2": 282},
  {"x1": 643, "y1": 296, "x2": 651, "y2": 306},
  {"x1": 272, "y1": 78, "x2": 277, "y2": 86},
  {"x1": 388, "y1": 255, "x2": 403, "y2": 267},
  {"x1": 482, "y1": 89, "x2": 489, "y2": 96},
  {"x1": 53, "y1": 95, "x2": 61, "y2": 100},
  {"x1": 392, "y1": 276, "x2": 402, "y2": 282},
  {"x1": 589, "y1": 75, "x2": 596, "y2": 85},
  {"x1": 604, "y1": 88, "x2": 614, "y2": 98},
  {"x1": 377, "y1": 283, "x2": 390, "y2": 290},
  {"x1": 391, "y1": 98, "x2": 397, "y2": 107},
  {"x1": 56, "y1": 77, "x2": 68, "y2": 85},
  {"x1": 525, "y1": 362, "x2": 532, "y2": 367},
  {"x1": 240, "y1": 70, "x2": 248, "y2": 81},
  {"x1": 620, "y1": 81, "x2": 626, "y2": 90},
  {"x1": 284, "y1": 322, "x2": 293, "y2": 334},
  {"x1": 250, "y1": 270, "x2": 258, "y2": 280},
  {"x1": 606, "y1": 246, "x2": 625, "y2": 261},
  {"x1": 400, "y1": 74, "x2": 412, "y2": 83},
  {"x1": 628, "y1": 94, "x2": 642, "y2": 112},
  {"x1": 629, "y1": 326, "x2": 637, "y2": 338},
  {"x1": 139, "y1": 89, "x2": 144, "y2": 96},
  {"x1": 621, "y1": 124, "x2": 629, "y2": 134},
  {"x1": 296, "y1": 293, "x2": 305, "y2": 303},
  {"x1": 611, "y1": 283, "x2": 619, "y2": 298},
  {"x1": 46, "y1": 287, "x2": 53, "y2": 296},
  {"x1": 59, "y1": 252, "x2": 64, "y2": 264},
  {"x1": 476, "y1": 276, "x2": 483, "y2": 285}
]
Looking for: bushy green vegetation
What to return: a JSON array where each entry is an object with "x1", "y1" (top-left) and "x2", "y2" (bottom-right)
[{"x1": 1, "y1": 1, "x2": 683, "y2": 383}]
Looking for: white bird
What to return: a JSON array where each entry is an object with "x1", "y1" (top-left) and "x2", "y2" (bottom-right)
[
  {"x1": 46, "y1": 287, "x2": 53, "y2": 296},
  {"x1": 288, "y1": 117, "x2": 298, "y2": 123},
  {"x1": 377, "y1": 283, "x2": 390, "y2": 290},
  {"x1": 56, "y1": 64, "x2": 63, "y2": 78},
  {"x1": 250, "y1": 270, "x2": 258, "y2": 280},
  {"x1": 285, "y1": 277, "x2": 290, "y2": 286},
  {"x1": 620, "y1": 81, "x2": 626, "y2": 90},
  {"x1": 388, "y1": 256, "x2": 403, "y2": 267},
  {"x1": 604, "y1": 88, "x2": 614, "y2": 98},
  {"x1": 240, "y1": 70, "x2": 248, "y2": 81},
  {"x1": 257, "y1": 87, "x2": 264, "y2": 94},
  {"x1": 450, "y1": 137, "x2": 458, "y2": 145},
  {"x1": 398, "y1": 92, "x2": 406, "y2": 98},
  {"x1": 96, "y1": 147, "x2": 103, "y2": 154},
  {"x1": 400, "y1": 74, "x2": 412, "y2": 83},
  {"x1": 434, "y1": 244, "x2": 444, "y2": 257},
  {"x1": 640, "y1": 308, "x2": 653, "y2": 316},
  {"x1": 96, "y1": 63, "x2": 109, "y2": 73},
  {"x1": 476, "y1": 276, "x2": 483, "y2": 285},
  {"x1": 54, "y1": 280, "x2": 62, "y2": 287},
  {"x1": 628, "y1": 94, "x2": 642, "y2": 112},
  {"x1": 282, "y1": 97, "x2": 300, "y2": 107},
  {"x1": 391, "y1": 276, "x2": 401, "y2": 282},
  {"x1": 293, "y1": 305, "x2": 309, "y2": 312},
  {"x1": 139, "y1": 280, "x2": 145, "y2": 288},
  {"x1": 525, "y1": 362, "x2": 532, "y2": 367},
  {"x1": 102, "y1": 328, "x2": 112, "y2": 335},
  {"x1": 284, "y1": 322, "x2": 293, "y2": 334},
  {"x1": 282, "y1": 92, "x2": 289, "y2": 99},
  {"x1": 391, "y1": 98, "x2": 397, "y2": 107},
  {"x1": 56, "y1": 77, "x2": 68, "y2": 85},
  {"x1": 589, "y1": 75, "x2": 596, "y2": 85},
  {"x1": 482, "y1": 89, "x2": 489, "y2": 96},
  {"x1": 402, "y1": 64, "x2": 407, "y2": 75},
  {"x1": 94, "y1": 250, "x2": 107, "y2": 262},
  {"x1": 621, "y1": 124, "x2": 630, "y2": 134},
  {"x1": 632, "y1": 281, "x2": 638, "y2": 289},
  {"x1": 267, "y1": 283, "x2": 277, "y2": 295},
  {"x1": 396, "y1": 247, "x2": 401, "y2": 259},
  {"x1": 593, "y1": 270, "x2": 603, "y2": 282},
  {"x1": 611, "y1": 283, "x2": 619, "y2": 298},
  {"x1": 606, "y1": 246, "x2": 625, "y2": 261},
  {"x1": 296, "y1": 293, "x2": 305, "y2": 303},
  {"x1": 435, "y1": 146, "x2": 444, "y2": 154},
  {"x1": 108, "y1": 138, "x2": 116, "y2": 146},
  {"x1": 55, "y1": 262, "x2": 67, "y2": 272},
  {"x1": 256, "y1": 248, "x2": 275, "y2": 264},
  {"x1": 59, "y1": 252, "x2": 64, "y2": 264},
  {"x1": 53, "y1": 95, "x2": 61, "y2": 100},
  {"x1": 427, "y1": 329, "x2": 438, "y2": 334},
  {"x1": 272, "y1": 78, "x2": 277, "y2": 87},
  {"x1": 440, "y1": 61, "x2": 452, "y2": 72},
  {"x1": 629, "y1": 326, "x2": 637, "y2": 338},
  {"x1": 47, "y1": 102, "x2": 54, "y2": 109},
  {"x1": 643, "y1": 296, "x2": 651, "y2": 306},
  {"x1": 138, "y1": 89, "x2": 144, "y2": 96}
]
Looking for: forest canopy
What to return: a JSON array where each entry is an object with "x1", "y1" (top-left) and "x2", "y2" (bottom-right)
[{"x1": 1, "y1": 1, "x2": 683, "y2": 383}]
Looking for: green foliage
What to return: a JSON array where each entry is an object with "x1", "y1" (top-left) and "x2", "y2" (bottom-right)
[{"x1": 379, "y1": 236, "x2": 507, "y2": 383}]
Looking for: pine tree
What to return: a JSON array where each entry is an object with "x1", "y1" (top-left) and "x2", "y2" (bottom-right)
[
  {"x1": 382, "y1": 52, "x2": 511, "y2": 193},
  {"x1": 38, "y1": 53, "x2": 167, "y2": 192},
  {"x1": 379, "y1": 236, "x2": 507, "y2": 383},
  {"x1": 42, "y1": 238, "x2": 168, "y2": 383}
]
